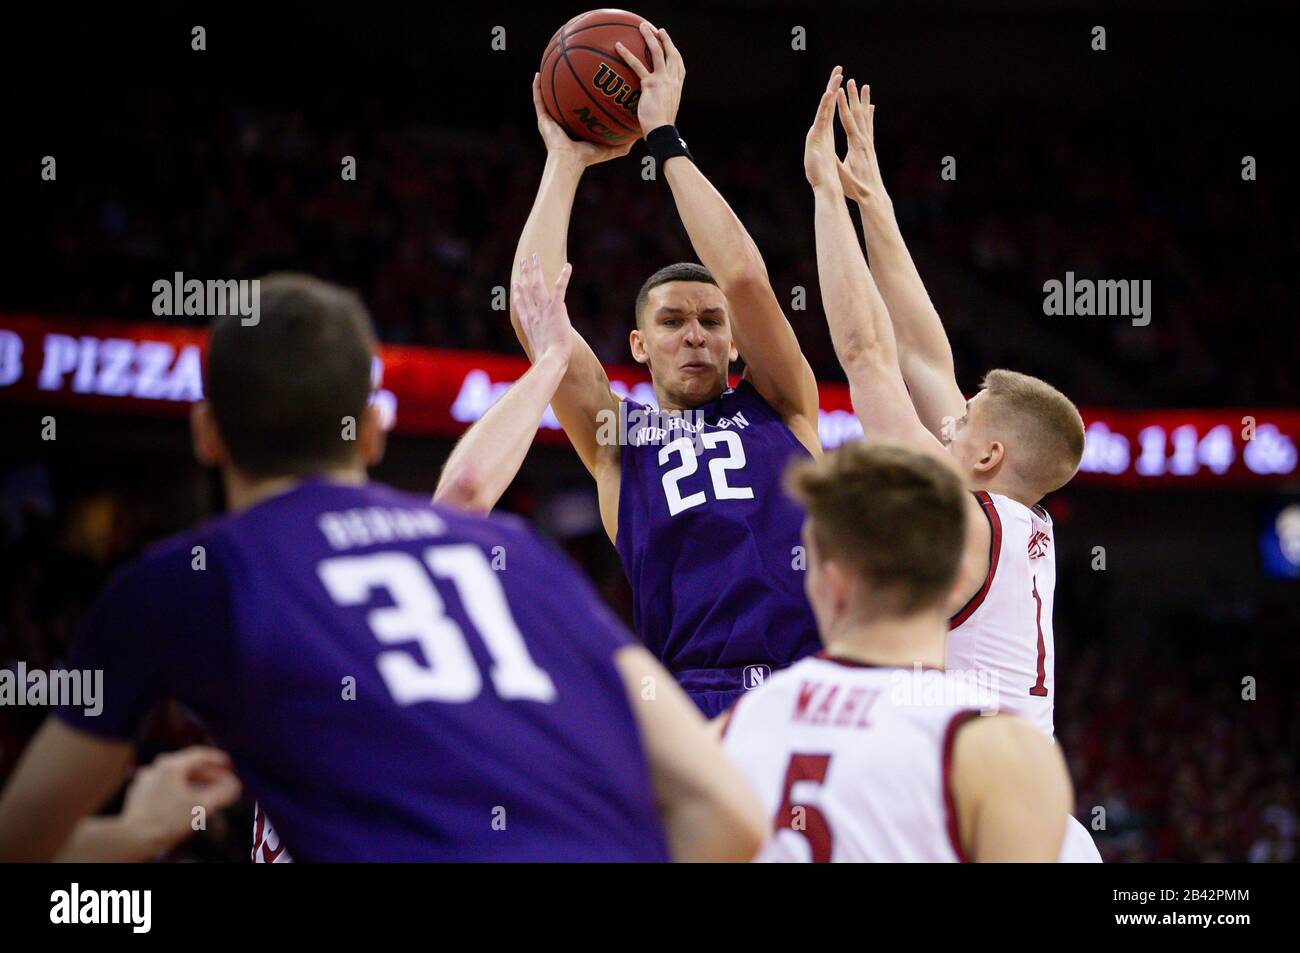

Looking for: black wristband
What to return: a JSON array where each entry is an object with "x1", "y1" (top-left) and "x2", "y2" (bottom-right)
[{"x1": 646, "y1": 124, "x2": 694, "y2": 167}]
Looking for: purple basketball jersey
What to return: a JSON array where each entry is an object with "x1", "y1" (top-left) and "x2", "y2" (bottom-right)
[
  {"x1": 56, "y1": 479, "x2": 668, "y2": 862},
  {"x1": 615, "y1": 380, "x2": 821, "y2": 694}
]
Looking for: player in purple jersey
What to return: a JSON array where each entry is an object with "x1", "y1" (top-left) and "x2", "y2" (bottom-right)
[
  {"x1": 511, "y1": 23, "x2": 823, "y2": 715},
  {"x1": 0, "y1": 272, "x2": 765, "y2": 862}
]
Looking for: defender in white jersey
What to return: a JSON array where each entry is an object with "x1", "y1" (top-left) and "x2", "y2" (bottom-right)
[
  {"x1": 804, "y1": 70, "x2": 1098, "y2": 860},
  {"x1": 948, "y1": 492, "x2": 1056, "y2": 736},
  {"x1": 720, "y1": 443, "x2": 1072, "y2": 862}
]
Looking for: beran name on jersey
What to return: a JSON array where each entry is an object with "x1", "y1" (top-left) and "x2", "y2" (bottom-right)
[
  {"x1": 49, "y1": 883, "x2": 151, "y2": 934},
  {"x1": 317, "y1": 506, "x2": 449, "y2": 550}
]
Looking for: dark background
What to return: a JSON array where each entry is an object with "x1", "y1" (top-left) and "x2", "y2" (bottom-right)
[{"x1": 1, "y1": 1, "x2": 1296, "y2": 861}]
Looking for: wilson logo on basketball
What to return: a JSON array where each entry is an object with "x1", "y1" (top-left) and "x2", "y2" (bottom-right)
[{"x1": 591, "y1": 63, "x2": 640, "y2": 114}]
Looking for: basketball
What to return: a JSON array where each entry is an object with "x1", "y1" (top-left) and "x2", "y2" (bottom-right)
[{"x1": 540, "y1": 9, "x2": 650, "y2": 146}]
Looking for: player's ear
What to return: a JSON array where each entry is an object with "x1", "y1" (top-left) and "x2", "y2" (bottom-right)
[
  {"x1": 190, "y1": 401, "x2": 227, "y2": 468},
  {"x1": 629, "y1": 328, "x2": 649, "y2": 365},
  {"x1": 358, "y1": 402, "x2": 387, "y2": 468},
  {"x1": 727, "y1": 341, "x2": 739, "y2": 363},
  {"x1": 822, "y1": 558, "x2": 852, "y2": 619},
  {"x1": 974, "y1": 440, "x2": 1004, "y2": 475}
]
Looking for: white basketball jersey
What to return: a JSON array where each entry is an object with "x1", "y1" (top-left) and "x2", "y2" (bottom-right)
[
  {"x1": 948, "y1": 491, "x2": 1056, "y2": 736},
  {"x1": 251, "y1": 801, "x2": 294, "y2": 864},
  {"x1": 721, "y1": 654, "x2": 986, "y2": 862}
]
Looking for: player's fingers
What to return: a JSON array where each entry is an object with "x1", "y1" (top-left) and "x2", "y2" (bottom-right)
[
  {"x1": 813, "y1": 85, "x2": 837, "y2": 134},
  {"x1": 193, "y1": 769, "x2": 243, "y2": 811},
  {"x1": 531, "y1": 254, "x2": 552, "y2": 313},
  {"x1": 514, "y1": 273, "x2": 538, "y2": 326},
  {"x1": 808, "y1": 94, "x2": 829, "y2": 142},
  {"x1": 614, "y1": 42, "x2": 650, "y2": 81},
  {"x1": 516, "y1": 258, "x2": 537, "y2": 315},
  {"x1": 844, "y1": 78, "x2": 863, "y2": 132},
  {"x1": 639, "y1": 22, "x2": 666, "y2": 72},
  {"x1": 824, "y1": 65, "x2": 843, "y2": 96},
  {"x1": 659, "y1": 27, "x2": 681, "y2": 64},
  {"x1": 171, "y1": 746, "x2": 234, "y2": 773},
  {"x1": 550, "y1": 262, "x2": 573, "y2": 306},
  {"x1": 531, "y1": 73, "x2": 547, "y2": 116},
  {"x1": 156, "y1": 746, "x2": 231, "y2": 776},
  {"x1": 836, "y1": 88, "x2": 857, "y2": 142},
  {"x1": 525, "y1": 254, "x2": 545, "y2": 312},
  {"x1": 510, "y1": 273, "x2": 523, "y2": 314}
]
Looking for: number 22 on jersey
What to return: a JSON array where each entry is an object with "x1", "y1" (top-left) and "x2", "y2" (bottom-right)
[{"x1": 659, "y1": 431, "x2": 755, "y2": 517}]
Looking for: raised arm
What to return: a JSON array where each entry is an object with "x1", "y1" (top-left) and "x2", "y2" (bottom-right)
[
  {"x1": 616, "y1": 24, "x2": 820, "y2": 444},
  {"x1": 807, "y1": 69, "x2": 949, "y2": 461},
  {"x1": 836, "y1": 79, "x2": 967, "y2": 439},
  {"x1": 509, "y1": 76, "x2": 628, "y2": 477},
  {"x1": 436, "y1": 257, "x2": 574, "y2": 513},
  {"x1": 807, "y1": 71, "x2": 990, "y2": 611}
]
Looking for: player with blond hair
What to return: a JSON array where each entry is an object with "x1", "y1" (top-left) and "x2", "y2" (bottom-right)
[
  {"x1": 720, "y1": 442, "x2": 1074, "y2": 861},
  {"x1": 804, "y1": 67, "x2": 1099, "y2": 860}
]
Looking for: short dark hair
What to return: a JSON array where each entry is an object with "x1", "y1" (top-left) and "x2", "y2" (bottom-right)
[
  {"x1": 786, "y1": 443, "x2": 967, "y2": 614},
  {"x1": 206, "y1": 273, "x2": 377, "y2": 478},
  {"x1": 634, "y1": 262, "x2": 718, "y2": 327}
]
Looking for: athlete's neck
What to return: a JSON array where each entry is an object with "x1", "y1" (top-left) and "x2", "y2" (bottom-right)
[
  {"x1": 222, "y1": 466, "x2": 367, "y2": 513},
  {"x1": 967, "y1": 476, "x2": 1040, "y2": 510},
  {"x1": 820, "y1": 610, "x2": 948, "y2": 671}
]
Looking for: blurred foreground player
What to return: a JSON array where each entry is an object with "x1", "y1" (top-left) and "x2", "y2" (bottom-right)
[
  {"x1": 720, "y1": 443, "x2": 1073, "y2": 861},
  {"x1": 511, "y1": 22, "x2": 823, "y2": 715},
  {"x1": 804, "y1": 69, "x2": 1099, "y2": 861},
  {"x1": 0, "y1": 273, "x2": 765, "y2": 862}
]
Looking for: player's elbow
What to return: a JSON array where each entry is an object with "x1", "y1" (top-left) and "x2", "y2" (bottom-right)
[
  {"x1": 731, "y1": 801, "x2": 769, "y2": 862},
  {"x1": 834, "y1": 331, "x2": 890, "y2": 378},
  {"x1": 691, "y1": 791, "x2": 767, "y2": 863},
  {"x1": 703, "y1": 766, "x2": 769, "y2": 861},
  {"x1": 717, "y1": 258, "x2": 771, "y2": 298},
  {"x1": 0, "y1": 805, "x2": 58, "y2": 862},
  {"x1": 433, "y1": 467, "x2": 493, "y2": 514}
]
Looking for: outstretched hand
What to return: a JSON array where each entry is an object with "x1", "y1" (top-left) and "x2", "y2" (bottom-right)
[
  {"x1": 615, "y1": 21, "x2": 684, "y2": 135},
  {"x1": 532, "y1": 73, "x2": 634, "y2": 167},
  {"x1": 804, "y1": 66, "x2": 846, "y2": 190},
  {"x1": 513, "y1": 253, "x2": 575, "y2": 367},
  {"x1": 836, "y1": 78, "x2": 883, "y2": 205}
]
